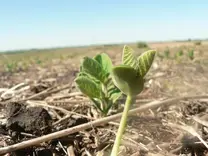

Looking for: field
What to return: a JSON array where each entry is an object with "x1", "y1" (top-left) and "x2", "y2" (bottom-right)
[{"x1": 0, "y1": 40, "x2": 208, "y2": 156}]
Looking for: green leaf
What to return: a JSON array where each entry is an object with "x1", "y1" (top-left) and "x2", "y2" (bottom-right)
[
  {"x1": 78, "y1": 71, "x2": 100, "y2": 84},
  {"x1": 111, "y1": 65, "x2": 144, "y2": 96},
  {"x1": 75, "y1": 76, "x2": 102, "y2": 98},
  {"x1": 106, "y1": 78, "x2": 116, "y2": 90},
  {"x1": 109, "y1": 89, "x2": 122, "y2": 103},
  {"x1": 81, "y1": 57, "x2": 105, "y2": 82},
  {"x1": 94, "y1": 53, "x2": 113, "y2": 74},
  {"x1": 122, "y1": 45, "x2": 139, "y2": 70},
  {"x1": 105, "y1": 78, "x2": 122, "y2": 102},
  {"x1": 90, "y1": 98, "x2": 104, "y2": 113},
  {"x1": 137, "y1": 50, "x2": 156, "y2": 77}
]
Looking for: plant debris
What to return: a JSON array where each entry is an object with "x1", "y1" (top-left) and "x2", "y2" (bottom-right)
[{"x1": 0, "y1": 43, "x2": 207, "y2": 156}]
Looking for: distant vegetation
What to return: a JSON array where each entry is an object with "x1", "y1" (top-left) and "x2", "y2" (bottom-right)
[
  {"x1": 137, "y1": 41, "x2": 149, "y2": 48},
  {"x1": 164, "y1": 48, "x2": 170, "y2": 59},
  {"x1": 194, "y1": 40, "x2": 202, "y2": 46},
  {"x1": 0, "y1": 46, "x2": 89, "y2": 73},
  {"x1": 0, "y1": 39, "x2": 207, "y2": 73},
  {"x1": 187, "y1": 49, "x2": 194, "y2": 60},
  {"x1": 157, "y1": 48, "x2": 196, "y2": 62},
  {"x1": 176, "y1": 49, "x2": 184, "y2": 57}
]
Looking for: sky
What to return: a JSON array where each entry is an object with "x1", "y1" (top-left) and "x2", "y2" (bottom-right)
[{"x1": 0, "y1": 0, "x2": 208, "y2": 51}]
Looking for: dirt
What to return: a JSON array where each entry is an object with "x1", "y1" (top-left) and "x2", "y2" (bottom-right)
[
  {"x1": 182, "y1": 100, "x2": 207, "y2": 116},
  {"x1": 5, "y1": 102, "x2": 52, "y2": 135},
  {"x1": 1, "y1": 101, "x2": 93, "y2": 156},
  {"x1": 0, "y1": 43, "x2": 208, "y2": 156},
  {"x1": 0, "y1": 102, "x2": 52, "y2": 156}
]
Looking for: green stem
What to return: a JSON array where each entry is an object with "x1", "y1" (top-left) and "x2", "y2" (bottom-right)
[
  {"x1": 101, "y1": 83, "x2": 108, "y2": 112},
  {"x1": 110, "y1": 95, "x2": 133, "y2": 156}
]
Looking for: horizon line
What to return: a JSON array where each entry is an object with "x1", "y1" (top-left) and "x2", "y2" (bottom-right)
[{"x1": 0, "y1": 38, "x2": 206, "y2": 53}]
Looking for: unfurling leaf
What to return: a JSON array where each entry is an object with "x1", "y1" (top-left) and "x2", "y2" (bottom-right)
[
  {"x1": 75, "y1": 76, "x2": 101, "y2": 98},
  {"x1": 122, "y1": 45, "x2": 139, "y2": 70},
  {"x1": 111, "y1": 65, "x2": 144, "y2": 96},
  {"x1": 109, "y1": 89, "x2": 122, "y2": 103},
  {"x1": 137, "y1": 50, "x2": 156, "y2": 77},
  {"x1": 94, "y1": 53, "x2": 113, "y2": 74},
  {"x1": 106, "y1": 78, "x2": 122, "y2": 102},
  {"x1": 81, "y1": 57, "x2": 105, "y2": 82}
]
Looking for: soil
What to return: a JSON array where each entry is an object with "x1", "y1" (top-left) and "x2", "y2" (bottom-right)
[
  {"x1": 1, "y1": 101, "x2": 93, "y2": 156},
  {"x1": 0, "y1": 43, "x2": 208, "y2": 156},
  {"x1": 6, "y1": 102, "x2": 52, "y2": 134}
]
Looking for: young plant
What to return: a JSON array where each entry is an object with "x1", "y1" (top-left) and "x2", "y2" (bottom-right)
[
  {"x1": 35, "y1": 58, "x2": 42, "y2": 65},
  {"x1": 164, "y1": 48, "x2": 170, "y2": 59},
  {"x1": 5, "y1": 61, "x2": 18, "y2": 72},
  {"x1": 178, "y1": 49, "x2": 184, "y2": 57},
  {"x1": 175, "y1": 49, "x2": 184, "y2": 62},
  {"x1": 195, "y1": 40, "x2": 201, "y2": 46},
  {"x1": 75, "y1": 53, "x2": 122, "y2": 116},
  {"x1": 187, "y1": 49, "x2": 194, "y2": 60},
  {"x1": 137, "y1": 41, "x2": 149, "y2": 49},
  {"x1": 110, "y1": 45, "x2": 156, "y2": 155}
]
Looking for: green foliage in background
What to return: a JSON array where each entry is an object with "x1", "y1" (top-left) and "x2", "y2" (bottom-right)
[
  {"x1": 137, "y1": 41, "x2": 149, "y2": 48},
  {"x1": 187, "y1": 49, "x2": 194, "y2": 60},
  {"x1": 164, "y1": 48, "x2": 170, "y2": 59},
  {"x1": 195, "y1": 40, "x2": 201, "y2": 46},
  {"x1": 4, "y1": 61, "x2": 18, "y2": 72},
  {"x1": 177, "y1": 49, "x2": 184, "y2": 57},
  {"x1": 35, "y1": 57, "x2": 42, "y2": 65}
]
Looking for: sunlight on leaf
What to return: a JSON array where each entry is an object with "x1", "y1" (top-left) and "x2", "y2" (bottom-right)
[
  {"x1": 81, "y1": 57, "x2": 105, "y2": 82},
  {"x1": 75, "y1": 76, "x2": 102, "y2": 99},
  {"x1": 78, "y1": 71, "x2": 100, "y2": 84},
  {"x1": 94, "y1": 53, "x2": 113, "y2": 74},
  {"x1": 137, "y1": 50, "x2": 156, "y2": 77},
  {"x1": 122, "y1": 45, "x2": 139, "y2": 70}
]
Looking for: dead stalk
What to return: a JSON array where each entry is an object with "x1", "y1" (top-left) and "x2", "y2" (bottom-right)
[
  {"x1": 0, "y1": 95, "x2": 207, "y2": 155},
  {"x1": 192, "y1": 116, "x2": 208, "y2": 127},
  {"x1": 167, "y1": 122, "x2": 208, "y2": 149}
]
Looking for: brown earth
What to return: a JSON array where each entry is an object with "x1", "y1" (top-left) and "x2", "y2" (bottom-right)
[{"x1": 0, "y1": 41, "x2": 207, "y2": 156}]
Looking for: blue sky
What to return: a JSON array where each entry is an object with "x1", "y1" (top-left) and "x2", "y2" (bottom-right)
[{"x1": 0, "y1": 0, "x2": 208, "y2": 51}]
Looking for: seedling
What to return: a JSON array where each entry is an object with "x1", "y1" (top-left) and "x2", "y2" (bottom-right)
[
  {"x1": 75, "y1": 45, "x2": 156, "y2": 154},
  {"x1": 5, "y1": 61, "x2": 18, "y2": 72},
  {"x1": 176, "y1": 49, "x2": 183, "y2": 57},
  {"x1": 75, "y1": 53, "x2": 122, "y2": 116},
  {"x1": 164, "y1": 48, "x2": 170, "y2": 59},
  {"x1": 137, "y1": 41, "x2": 149, "y2": 49},
  {"x1": 195, "y1": 40, "x2": 201, "y2": 46},
  {"x1": 35, "y1": 58, "x2": 42, "y2": 65},
  {"x1": 175, "y1": 49, "x2": 184, "y2": 62},
  {"x1": 187, "y1": 49, "x2": 194, "y2": 60},
  {"x1": 110, "y1": 45, "x2": 156, "y2": 155}
]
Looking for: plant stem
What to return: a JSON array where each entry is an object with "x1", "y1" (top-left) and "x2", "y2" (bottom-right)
[
  {"x1": 110, "y1": 95, "x2": 133, "y2": 156},
  {"x1": 101, "y1": 83, "x2": 108, "y2": 112}
]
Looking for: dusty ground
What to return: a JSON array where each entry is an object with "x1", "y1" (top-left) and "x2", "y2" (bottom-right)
[{"x1": 0, "y1": 41, "x2": 208, "y2": 156}]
